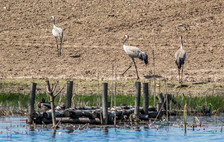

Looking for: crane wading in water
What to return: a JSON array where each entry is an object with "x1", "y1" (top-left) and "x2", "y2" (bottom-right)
[
  {"x1": 122, "y1": 34, "x2": 148, "y2": 80},
  {"x1": 51, "y1": 16, "x2": 63, "y2": 56},
  {"x1": 175, "y1": 36, "x2": 186, "y2": 83}
]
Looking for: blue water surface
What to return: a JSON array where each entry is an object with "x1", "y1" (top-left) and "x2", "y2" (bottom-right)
[{"x1": 0, "y1": 116, "x2": 224, "y2": 142}]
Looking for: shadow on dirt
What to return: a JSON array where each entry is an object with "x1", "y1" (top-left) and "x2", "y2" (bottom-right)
[
  {"x1": 176, "y1": 84, "x2": 188, "y2": 88},
  {"x1": 192, "y1": 82, "x2": 208, "y2": 85},
  {"x1": 144, "y1": 75, "x2": 163, "y2": 79},
  {"x1": 70, "y1": 55, "x2": 81, "y2": 58}
]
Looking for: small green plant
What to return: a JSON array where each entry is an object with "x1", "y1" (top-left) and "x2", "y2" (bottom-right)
[{"x1": 73, "y1": 21, "x2": 82, "y2": 25}]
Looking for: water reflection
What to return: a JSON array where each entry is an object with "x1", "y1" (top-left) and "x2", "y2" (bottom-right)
[
  {"x1": 65, "y1": 126, "x2": 75, "y2": 134},
  {"x1": 103, "y1": 126, "x2": 109, "y2": 135}
]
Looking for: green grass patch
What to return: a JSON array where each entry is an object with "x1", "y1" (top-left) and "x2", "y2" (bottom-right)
[
  {"x1": 0, "y1": 93, "x2": 29, "y2": 108},
  {"x1": 174, "y1": 95, "x2": 224, "y2": 113},
  {"x1": 0, "y1": 93, "x2": 223, "y2": 113},
  {"x1": 0, "y1": 93, "x2": 155, "y2": 108}
]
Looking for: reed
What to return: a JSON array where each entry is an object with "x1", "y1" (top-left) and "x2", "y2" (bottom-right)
[{"x1": 183, "y1": 103, "x2": 187, "y2": 136}]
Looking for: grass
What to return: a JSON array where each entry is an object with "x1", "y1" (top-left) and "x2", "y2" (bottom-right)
[
  {"x1": 0, "y1": 93, "x2": 155, "y2": 108},
  {"x1": 174, "y1": 95, "x2": 224, "y2": 113},
  {"x1": 0, "y1": 93, "x2": 224, "y2": 114}
]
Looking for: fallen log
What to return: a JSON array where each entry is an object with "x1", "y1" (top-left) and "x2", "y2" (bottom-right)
[
  {"x1": 139, "y1": 112, "x2": 159, "y2": 120},
  {"x1": 34, "y1": 117, "x2": 101, "y2": 124},
  {"x1": 31, "y1": 106, "x2": 161, "y2": 125}
]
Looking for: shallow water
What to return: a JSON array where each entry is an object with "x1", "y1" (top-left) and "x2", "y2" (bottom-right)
[{"x1": 0, "y1": 115, "x2": 224, "y2": 142}]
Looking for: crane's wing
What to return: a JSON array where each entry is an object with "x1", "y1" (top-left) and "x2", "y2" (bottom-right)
[
  {"x1": 175, "y1": 49, "x2": 186, "y2": 60},
  {"x1": 175, "y1": 49, "x2": 186, "y2": 68},
  {"x1": 52, "y1": 27, "x2": 63, "y2": 38},
  {"x1": 124, "y1": 45, "x2": 142, "y2": 58}
]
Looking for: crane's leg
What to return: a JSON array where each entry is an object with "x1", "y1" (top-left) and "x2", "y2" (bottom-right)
[
  {"x1": 181, "y1": 65, "x2": 184, "y2": 84},
  {"x1": 178, "y1": 68, "x2": 180, "y2": 83},
  {"x1": 132, "y1": 59, "x2": 140, "y2": 80},
  {"x1": 55, "y1": 37, "x2": 59, "y2": 56},
  {"x1": 59, "y1": 38, "x2": 63, "y2": 56},
  {"x1": 121, "y1": 62, "x2": 133, "y2": 76}
]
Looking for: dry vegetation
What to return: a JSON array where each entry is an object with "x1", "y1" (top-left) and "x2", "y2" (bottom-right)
[{"x1": 1, "y1": 0, "x2": 224, "y2": 94}]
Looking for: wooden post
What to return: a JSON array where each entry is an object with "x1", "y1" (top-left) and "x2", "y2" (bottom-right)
[
  {"x1": 165, "y1": 94, "x2": 169, "y2": 119},
  {"x1": 158, "y1": 93, "x2": 164, "y2": 103},
  {"x1": 158, "y1": 93, "x2": 165, "y2": 110},
  {"x1": 102, "y1": 83, "x2": 108, "y2": 124},
  {"x1": 28, "y1": 82, "x2": 36, "y2": 124},
  {"x1": 134, "y1": 82, "x2": 141, "y2": 119},
  {"x1": 66, "y1": 81, "x2": 73, "y2": 108},
  {"x1": 143, "y1": 83, "x2": 149, "y2": 115}
]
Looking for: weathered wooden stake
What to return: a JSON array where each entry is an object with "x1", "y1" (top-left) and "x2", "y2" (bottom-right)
[
  {"x1": 66, "y1": 81, "x2": 73, "y2": 108},
  {"x1": 102, "y1": 83, "x2": 108, "y2": 124},
  {"x1": 134, "y1": 82, "x2": 141, "y2": 119},
  {"x1": 165, "y1": 94, "x2": 169, "y2": 119},
  {"x1": 143, "y1": 83, "x2": 149, "y2": 115},
  {"x1": 28, "y1": 82, "x2": 36, "y2": 124},
  {"x1": 158, "y1": 93, "x2": 165, "y2": 110}
]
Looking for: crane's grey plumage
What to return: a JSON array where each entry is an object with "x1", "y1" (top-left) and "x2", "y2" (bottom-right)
[
  {"x1": 175, "y1": 36, "x2": 186, "y2": 83},
  {"x1": 122, "y1": 34, "x2": 148, "y2": 80},
  {"x1": 51, "y1": 16, "x2": 63, "y2": 56}
]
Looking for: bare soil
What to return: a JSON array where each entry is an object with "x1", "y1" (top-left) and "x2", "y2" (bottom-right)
[{"x1": 1, "y1": 0, "x2": 224, "y2": 83}]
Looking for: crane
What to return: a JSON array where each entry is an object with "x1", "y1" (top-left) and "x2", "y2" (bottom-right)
[
  {"x1": 51, "y1": 16, "x2": 63, "y2": 56},
  {"x1": 175, "y1": 36, "x2": 186, "y2": 83},
  {"x1": 121, "y1": 34, "x2": 148, "y2": 80}
]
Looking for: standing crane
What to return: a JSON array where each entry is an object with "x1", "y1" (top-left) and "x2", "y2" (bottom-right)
[
  {"x1": 175, "y1": 36, "x2": 186, "y2": 83},
  {"x1": 121, "y1": 34, "x2": 148, "y2": 80},
  {"x1": 51, "y1": 16, "x2": 63, "y2": 56}
]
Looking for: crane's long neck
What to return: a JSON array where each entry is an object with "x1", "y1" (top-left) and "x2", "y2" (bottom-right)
[
  {"x1": 53, "y1": 19, "x2": 56, "y2": 28},
  {"x1": 180, "y1": 38, "x2": 183, "y2": 49},
  {"x1": 123, "y1": 37, "x2": 128, "y2": 49}
]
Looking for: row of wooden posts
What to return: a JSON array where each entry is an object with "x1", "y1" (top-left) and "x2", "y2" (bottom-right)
[{"x1": 27, "y1": 81, "x2": 158, "y2": 125}]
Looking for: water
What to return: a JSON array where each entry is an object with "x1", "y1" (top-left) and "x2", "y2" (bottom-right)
[{"x1": 0, "y1": 116, "x2": 224, "y2": 142}]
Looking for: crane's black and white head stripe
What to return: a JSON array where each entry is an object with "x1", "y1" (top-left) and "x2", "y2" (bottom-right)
[
  {"x1": 124, "y1": 34, "x2": 129, "y2": 39},
  {"x1": 51, "y1": 16, "x2": 55, "y2": 20}
]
